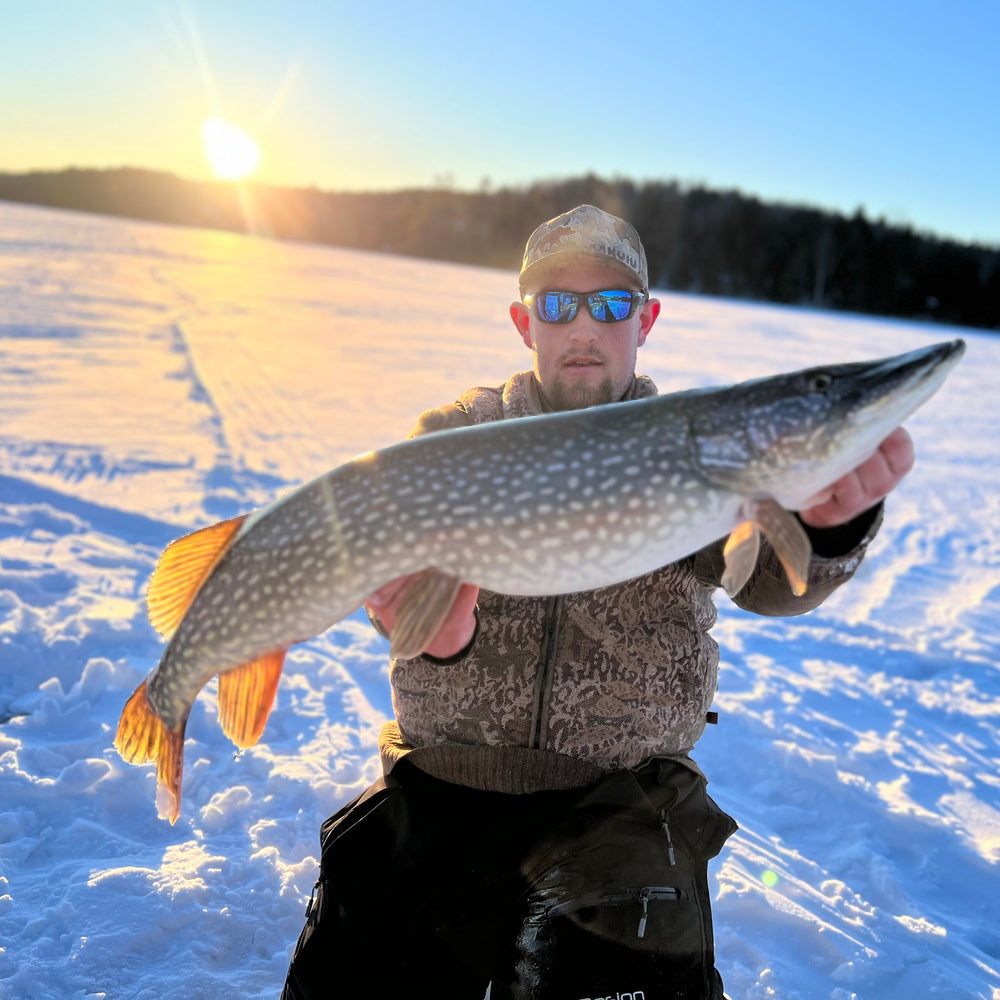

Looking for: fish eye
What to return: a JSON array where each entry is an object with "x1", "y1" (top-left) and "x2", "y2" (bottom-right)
[{"x1": 808, "y1": 373, "x2": 834, "y2": 393}]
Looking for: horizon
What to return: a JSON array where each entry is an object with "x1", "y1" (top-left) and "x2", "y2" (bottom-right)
[
  {"x1": 2, "y1": 2, "x2": 998, "y2": 247},
  {"x1": 4, "y1": 162, "x2": 999, "y2": 253}
]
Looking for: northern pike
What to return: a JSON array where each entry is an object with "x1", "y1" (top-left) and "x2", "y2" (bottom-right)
[{"x1": 116, "y1": 339, "x2": 965, "y2": 822}]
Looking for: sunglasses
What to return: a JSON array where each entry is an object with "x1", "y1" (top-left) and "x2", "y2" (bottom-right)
[{"x1": 523, "y1": 289, "x2": 647, "y2": 324}]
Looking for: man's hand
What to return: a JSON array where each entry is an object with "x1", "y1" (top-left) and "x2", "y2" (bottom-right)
[
  {"x1": 798, "y1": 426, "x2": 915, "y2": 529},
  {"x1": 366, "y1": 573, "x2": 480, "y2": 659}
]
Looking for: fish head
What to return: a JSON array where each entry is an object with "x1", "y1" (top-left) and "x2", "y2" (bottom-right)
[{"x1": 692, "y1": 339, "x2": 965, "y2": 509}]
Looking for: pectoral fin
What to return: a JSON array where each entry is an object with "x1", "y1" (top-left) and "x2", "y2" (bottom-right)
[
  {"x1": 722, "y1": 520, "x2": 761, "y2": 597},
  {"x1": 723, "y1": 499, "x2": 812, "y2": 598},
  {"x1": 390, "y1": 568, "x2": 463, "y2": 659},
  {"x1": 217, "y1": 649, "x2": 287, "y2": 748},
  {"x1": 751, "y1": 497, "x2": 812, "y2": 596}
]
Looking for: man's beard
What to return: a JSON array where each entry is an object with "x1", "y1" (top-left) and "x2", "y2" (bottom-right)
[{"x1": 539, "y1": 372, "x2": 617, "y2": 412}]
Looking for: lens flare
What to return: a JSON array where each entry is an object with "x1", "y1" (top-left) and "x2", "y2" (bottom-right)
[{"x1": 201, "y1": 117, "x2": 261, "y2": 181}]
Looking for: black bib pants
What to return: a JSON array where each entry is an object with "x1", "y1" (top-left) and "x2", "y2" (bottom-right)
[{"x1": 282, "y1": 757, "x2": 736, "y2": 999}]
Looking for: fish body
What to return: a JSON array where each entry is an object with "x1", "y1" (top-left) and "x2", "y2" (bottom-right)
[{"x1": 116, "y1": 339, "x2": 965, "y2": 821}]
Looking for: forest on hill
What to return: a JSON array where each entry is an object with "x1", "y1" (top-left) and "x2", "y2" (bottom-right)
[{"x1": 2, "y1": 167, "x2": 997, "y2": 330}]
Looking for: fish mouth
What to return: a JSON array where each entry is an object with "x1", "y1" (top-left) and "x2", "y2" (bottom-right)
[
  {"x1": 850, "y1": 338, "x2": 965, "y2": 421},
  {"x1": 693, "y1": 338, "x2": 966, "y2": 502},
  {"x1": 858, "y1": 338, "x2": 965, "y2": 391}
]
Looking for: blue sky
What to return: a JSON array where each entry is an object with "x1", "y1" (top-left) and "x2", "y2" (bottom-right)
[{"x1": 2, "y1": 0, "x2": 998, "y2": 246}]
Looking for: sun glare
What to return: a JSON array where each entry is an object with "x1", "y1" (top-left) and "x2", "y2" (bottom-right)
[{"x1": 201, "y1": 117, "x2": 261, "y2": 181}]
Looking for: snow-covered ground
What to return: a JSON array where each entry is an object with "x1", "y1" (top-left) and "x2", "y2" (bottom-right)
[{"x1": 0, "y1": 200, "x2": 997, "y2": 1000}]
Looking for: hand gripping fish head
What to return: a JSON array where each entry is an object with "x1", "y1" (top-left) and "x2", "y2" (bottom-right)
[{"x1": 687, "y1": 339, "x2": 965, "y2": 595}]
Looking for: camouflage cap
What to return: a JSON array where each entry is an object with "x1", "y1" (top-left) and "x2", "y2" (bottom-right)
[{"x1": 519, "y1": 204, "x2": 648, "y2": 294}]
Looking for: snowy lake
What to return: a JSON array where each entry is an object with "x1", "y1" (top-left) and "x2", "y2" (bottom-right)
[{"x1": 0, "y1": 200, "x2": 998, "y2": 999}]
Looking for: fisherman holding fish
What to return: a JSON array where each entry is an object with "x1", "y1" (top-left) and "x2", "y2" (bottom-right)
[{"x1": 278, "y1": 206, "x2": 921, "y2": 999}]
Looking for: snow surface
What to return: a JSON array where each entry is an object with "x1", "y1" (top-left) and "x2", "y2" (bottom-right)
[{"x1": 0, "y1": 200, "x2": 997, "y2": 1000}]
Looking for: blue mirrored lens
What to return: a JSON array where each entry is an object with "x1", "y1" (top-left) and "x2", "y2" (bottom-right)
[
  {"x1": 538, "y1": 292, "x2": 578, "y2": 323},
  {"x1": 588, "y1": 291, "x2": 633, "y2": 322}
]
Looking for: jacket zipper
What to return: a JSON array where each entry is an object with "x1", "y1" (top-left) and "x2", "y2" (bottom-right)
[
  {"x1": 659, "y1": 808, "x2": 677, "y2": 866},
  {"x1": 531, "y1": 594, "x2": 565, "y2": 749}
]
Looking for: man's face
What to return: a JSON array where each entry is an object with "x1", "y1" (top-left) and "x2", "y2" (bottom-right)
[{"x1": 511, "y1": 261, "x2": 660, "y2": 411}]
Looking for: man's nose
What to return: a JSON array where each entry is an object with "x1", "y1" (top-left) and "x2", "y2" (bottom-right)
[{"x1": 567, "y1": 312, "x2": 600, "y2": 342}]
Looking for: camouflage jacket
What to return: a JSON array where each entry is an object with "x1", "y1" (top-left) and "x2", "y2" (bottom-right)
[{"x1": 377, "y1": 371, "x2": 881, "y2": 793}]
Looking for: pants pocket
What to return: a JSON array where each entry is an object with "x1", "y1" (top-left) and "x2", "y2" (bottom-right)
[
  {"x1": 507, "y1": 879, "x2": 711, "y2": 999},
  {"x1": 500, "y1": 768, "x2": 721, "y2": 999}
]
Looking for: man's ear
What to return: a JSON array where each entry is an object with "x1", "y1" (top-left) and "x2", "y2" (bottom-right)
[
  {"x1": 510, "y1": 301, "x2": 534, "y2": 349},
  {"x1": 637, "y1": 297, "x2": 660, "y2": 347}
]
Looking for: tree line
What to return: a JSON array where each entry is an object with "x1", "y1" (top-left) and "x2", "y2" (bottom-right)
[{"x1": 1, "y1": 167, "x2": 997, "y2": 330}]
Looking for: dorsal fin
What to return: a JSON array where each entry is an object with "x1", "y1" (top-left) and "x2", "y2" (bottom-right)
[
  {"x1": 147, "y1": 514, "x2": 247, "y2": 638},
  {"x1": 216, "y1": 649, "x2": 287, "y2": 748}
]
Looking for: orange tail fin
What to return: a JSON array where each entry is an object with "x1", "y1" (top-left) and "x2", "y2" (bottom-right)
[{"x1": 115, "y1": 681, "x2": 187, "y2": 824}]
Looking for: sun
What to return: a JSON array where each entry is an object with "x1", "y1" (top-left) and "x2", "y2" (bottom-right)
[{"x1": 201, "y1": 117, "x2": 261, "y2": 181}]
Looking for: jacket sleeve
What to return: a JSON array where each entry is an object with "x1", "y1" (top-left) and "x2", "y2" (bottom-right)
[
  {"x1": 407, "y1": 402, "x2": 474, "y2": 438},
  {"x1": 693, "y1": 503, "x2": 884, "y2": 617}
]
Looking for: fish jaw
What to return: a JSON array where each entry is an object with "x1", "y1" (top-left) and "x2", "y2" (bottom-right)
[{"x1": 692, "y1": 340, "x2": 965, "y2": 509}]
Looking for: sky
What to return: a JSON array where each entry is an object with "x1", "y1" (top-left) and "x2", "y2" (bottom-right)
[{"x1": 1, "y1": 0, "x2": 999, "y2": 247}]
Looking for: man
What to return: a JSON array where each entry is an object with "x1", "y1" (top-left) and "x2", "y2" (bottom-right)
[{"x1": 282, "y1": 206, "x2": 913, "y2": 999}]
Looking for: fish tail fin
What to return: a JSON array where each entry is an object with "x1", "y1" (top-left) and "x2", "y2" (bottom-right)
[
  {"x1": 217, "y1": 649, "x2": 287, "y2": 749},
  {"x1": 115, "y1": 681, "x2": 187, "y2": 825}
]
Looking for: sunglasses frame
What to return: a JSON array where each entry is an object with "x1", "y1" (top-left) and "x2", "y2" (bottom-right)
[{"x1": 523, "y1": 288, "x2": 648, "y2": 325}]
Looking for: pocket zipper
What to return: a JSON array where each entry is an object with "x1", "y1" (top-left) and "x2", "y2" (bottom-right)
[{"x1": 543, "y1": 885, "x2": 687, "y2": 939}]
